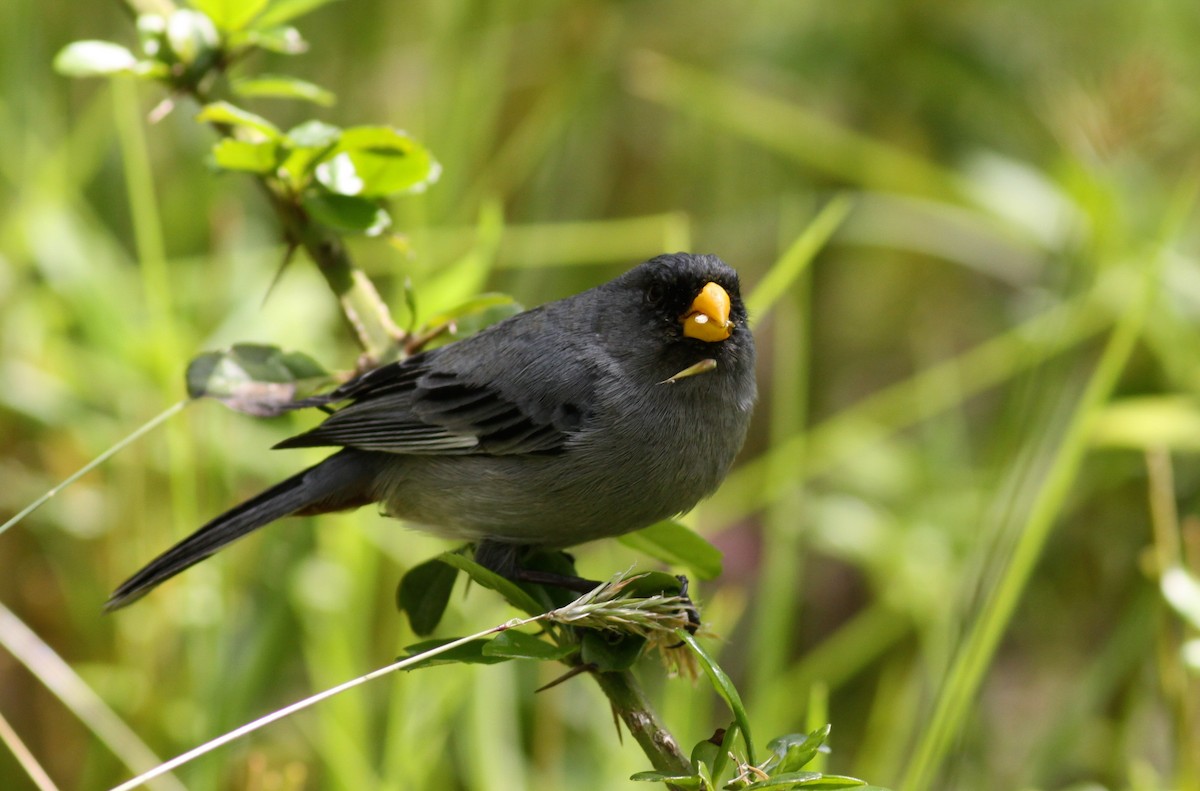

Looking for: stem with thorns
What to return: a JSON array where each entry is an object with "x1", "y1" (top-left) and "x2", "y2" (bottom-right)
[{"x1": 592, "y1": 670, "x2": 692, "y2": 778}]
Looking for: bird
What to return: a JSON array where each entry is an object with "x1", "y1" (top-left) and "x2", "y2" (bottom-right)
[{"x1": 105, "y1": 252, "x2": 757, "y2": 610}]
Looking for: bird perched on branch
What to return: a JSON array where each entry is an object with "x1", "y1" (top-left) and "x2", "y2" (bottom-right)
[{"x1": 107, "y1": 252, "x2": 756, "y2": 610}]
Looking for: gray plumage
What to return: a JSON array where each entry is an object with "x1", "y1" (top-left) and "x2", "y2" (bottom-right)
[{"x1": 106, "y1": 253, "x2": 756, "y2": 610}]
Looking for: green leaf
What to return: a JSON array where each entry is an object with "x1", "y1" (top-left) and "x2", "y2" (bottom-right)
[
  {"x1": 254, "y1": 0, "x2": 342, "y2": 29},
  {"x1": 677, "y1": 630, "x2": 755, "y2": 765},
  {"x1": 629, "y1": 771, "x2": 702, "y2": 788},
  {"x1": 689, "y1": 735, "x2": 721, "y2": 779},
  {"x1": 232, "y1": 25, "x2": 308, "y2": 54},
  {"x1": 401, "y1": 638, "x2": 510, "y2": 669},
  {"x1": 1090, "y1": 395, "x2": 1200, "y2": 451},
  {"x1": 621, "y1": 571, "x2": 686, "y2": 598},
  {"x1": 165, "y1": 9, "x2": 220, "y2": 65},
  {"x1": 579, "y1": 629, "x2": 646, "y2": 672},
  {"x1": 314, "y1": 126, "x2": 441, "y2": 197},
  {"x1": 1182, "y1": 638, "x2": 1200, "y2": 672},
  {"x1": 211, "y1": 138, "x2": 280, "y2": 173},
  {"x1": 763, "y1": 726, "x2": 831, "y2": 775},
  {"x1": 232, "y1": 74, "x2": 335, "y2": 106},
  {"x1": 742, "y1": 771, "x2": 823, "y2": 790},
  {"x1": 136, "y1": 14, "x2": 167, "y2": 57},
  {"x1": 301, "y1": 193, "x2": 391, "y2": 235},
  {"x1": 196, "y1": 101, "x2": 282, "y2": 139},
  {"x1": 483, "y1": 630, "x2": 573, "y2": 661},
  {"x1": 710, "y1": 722, "x2": 741, "y2": 785},
  {"x1": 434, "y1": 552, "x2": 546, "y2": 617},
  {"x1": 278, "y1": 121, "x2": 341, "y2": 188},
  {"x1": 1162, "y1": 566, "x2": 1200, "y2": 631},
  {"x1": 287, "y1": 120, "x2": 342, "y2": 148},
  {"x1": 191, "y1": 0, "x2": 268, "y2": 31},
  {"x1": 185, "y1": 344, "x2": 330, "y2": 416},
  {"x1": 54, "y1": 41, "x2": 138, "y2": 77},
  {"x1": 396, "y1": 558, "x2": 459, "y2": 636},
  {"x1": 790, "y1": 775, "x2": 867, "y2": 788},
  {"x1": 618, "y1": 520, "x2": 723, "y2": 580}
]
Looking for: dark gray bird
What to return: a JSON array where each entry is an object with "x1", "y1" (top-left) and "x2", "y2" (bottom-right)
[{"x1": 106, "y1": 253, "x2": 757, "y2": 610}]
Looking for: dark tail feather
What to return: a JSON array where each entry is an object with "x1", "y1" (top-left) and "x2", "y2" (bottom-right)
[{"x1": 106, "y1": 450, "x2": 377, "y2": 611}]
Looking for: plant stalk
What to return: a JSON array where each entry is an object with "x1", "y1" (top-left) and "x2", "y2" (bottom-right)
[{"x1": 591, "y1": 670, "x2": 692, "y2": 783}]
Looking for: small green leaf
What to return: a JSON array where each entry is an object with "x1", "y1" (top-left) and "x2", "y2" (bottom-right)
[
  {"x1": 434, "y1": 552, "x2": 546, "y2": 617},
  {"x1": 691, "y1": 734, "x2": 715, "y2": 777},
  {"x1": 314, "y1": 125, "x2": 440, "y2": 197},
  {"x1": 792, "y1": 775, "x2": 868, "y2": 788},
  {"x1": 136, "y1": 14, "x2": 167, "y2": 57},
  {"x1": 278, "y1": 121, "x2": 341, "y2": 188},
  {"x1": 579, "y1": 630, "x2": 646, "y2": 672},
  {"x1": 301, "y1": 193, "x2": 391, "y2": 235},
  {"x1": 54, "y1": 41, "x2": 138, "y2": 77},
  {"x1": 742, "y1": 771, "x2": 824, "y2": 790},
  {"x1": 677, "y1": 630, "x2": 755, "y2": 765},
  {"x1": 1090, "y1": 395, "x2": 1200, "y2": 451},
  {"x1": 629, "y1": 771, "x2": 702, "y2": 788},
  {"x1": 232, "y1": 74, "x2": 335, "y2": 106},
  {"x1": 211, "y1": 138, "x2": 280, "y2": 173},
  {"x1": 232, "y1": 25, "x2": 308, "y2": 54},
  {"x1": 763, "y1": 726, "x2": 831, "y2": 775},
  {"x1": 710, "y1": 722, "x2": 741, "y2": 785},
  {"x1": 185, "y1": 344, "x2": 330, "y2": 416},
  {"x1": 192, "y1": 0, "x2": 268, "y2": 31},
  {"x1": 314, "y1": 152, "x2": 364, "y2": 194},
  {"x1": 401, "y1": 638, "x2": 510, "y2": 668},
  {"x1": 286, "y1": 120, "x2": 342, "y2": 148},
  {"x1": 1162, "y1": 566, "x2": 1200, "y2": 631},
  {"x1": 483, "y1": 631, "x2": 573, "y2": 661},
  {"x1": 619, "y1": 520, "x2": 723, "y2": 580},
  {"x1": 621, "y1": 571, "x2": 686, "y2": 599},
  {"x1": 1182, "y1": 638, "x2": 1200, "y2": 672},
  {"x1": 196, "y1": 101, "x2": 282, "y2": 139},
  {"x1": 254, "y1": 0, "x2": 343, "y2": 29},
  {"x1": 165, "y1": 9, "x2": 220, "y2": 65},
  {"x1": 397, "y1": 558, "x2": 459, "y2": 636}
]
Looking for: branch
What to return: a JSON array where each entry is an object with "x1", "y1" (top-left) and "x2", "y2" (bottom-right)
[{"x1": 591, "y1": 670, "x2": 692, "y2": 779}]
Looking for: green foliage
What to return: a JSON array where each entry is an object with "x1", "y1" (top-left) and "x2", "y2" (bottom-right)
[
  {"x1": 55, "y1": 0, "x2": 439, "y2": 243},
  {"x1": 11, "y1": 0, "x2": 1200, "y2": 789},
  {"x1": 633, "y1": 723, "x2": 871, "y2": 790},
  {"x1": 185, "y1": 343, "x2": 330, "y2": 415},
  {"x1": 618, "y1": 519, "x2": 725, "y2": 581}
]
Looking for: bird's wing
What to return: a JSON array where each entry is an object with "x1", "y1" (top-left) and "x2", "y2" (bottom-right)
[{"x1": 276, "y1": 310, "x2": 601, "y2": 456}]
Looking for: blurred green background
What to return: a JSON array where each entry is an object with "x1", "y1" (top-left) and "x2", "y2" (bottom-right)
[{"x1": 3, "y1": 0, "x2": 1200, "y2": 789}]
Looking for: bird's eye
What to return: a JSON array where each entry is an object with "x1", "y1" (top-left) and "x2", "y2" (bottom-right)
[{"x1": 645, "y1": 283, "x2": 665, "y2": 306}]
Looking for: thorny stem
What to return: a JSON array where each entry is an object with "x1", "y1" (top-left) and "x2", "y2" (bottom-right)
[{"x1": 591, "y1": 670, "x2": 693, "y2": 785}]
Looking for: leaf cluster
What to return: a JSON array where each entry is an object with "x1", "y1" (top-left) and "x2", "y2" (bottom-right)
[{"x1": 54, "y1": 0, "x2": 440, "y2": 239}]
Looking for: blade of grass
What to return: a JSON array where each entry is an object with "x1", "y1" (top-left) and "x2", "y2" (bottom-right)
[
  {"x1": 0, "y1": 706, "x2": 60, "y2": 791},
  {"x1": 900, "y1": 255, "x2": 1156, "y2": 791},
  {"x1": 106, "y1": 614, "x2": 544, "y2": 791},
  {"x1": 626, "y1": 51, "x2": 967, "y2": 203},
  {"x1": 746, "y1": 197, "x2": 815, "y2": 734},
  {"x1": 710, "y1": 289, "x2": 1112, "y2": 526},
  {"x1": 0, "y1": 602, "x2": 185, "y2": 791},
  {"x1": 0, "y1": 400, "x2": 189, "y2": 538},
  {"x1": 745, "y1": 194, "x2": 853, "y2": 324},
  {"x1": 676, "y1": 630, "x2": 756, "y2": 765}
]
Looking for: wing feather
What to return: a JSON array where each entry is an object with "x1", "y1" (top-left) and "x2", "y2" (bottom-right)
[{"x1": 275, "y1": 337, "x2": 593, "y2": 456}]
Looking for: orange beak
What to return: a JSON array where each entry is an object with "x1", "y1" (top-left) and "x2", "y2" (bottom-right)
[{"x1": 680, "y1": 282, "x2": 732, "y2": 342}]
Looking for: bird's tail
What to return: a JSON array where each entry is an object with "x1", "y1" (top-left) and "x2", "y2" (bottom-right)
[{"x1": 105, "y1": 450, "x2": 378, "y2": 611}]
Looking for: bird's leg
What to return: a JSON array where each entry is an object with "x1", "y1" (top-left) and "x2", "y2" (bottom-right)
[
  {"x1": 511, "y1": 566, "x2": 600, "y2": 593},
  {"x1": 473, "y1": 541, "x2": 601, "y2": 594}
]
